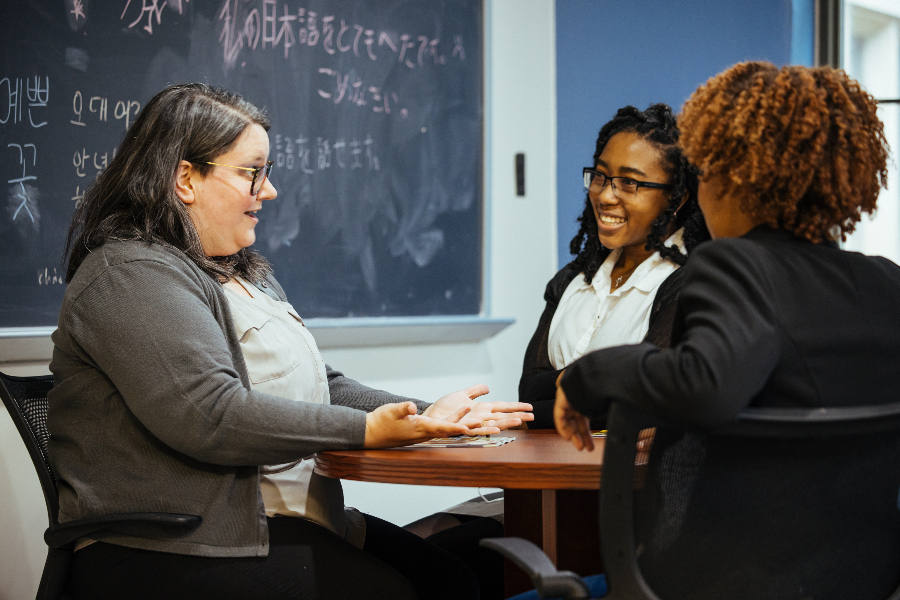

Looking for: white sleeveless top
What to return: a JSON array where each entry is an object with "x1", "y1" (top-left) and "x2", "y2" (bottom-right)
[{"x1": 224, "y1": 278, "x2": 365, "y2": 547}]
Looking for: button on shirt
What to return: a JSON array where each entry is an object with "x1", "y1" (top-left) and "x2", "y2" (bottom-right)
[{"x1": 548, "y1": 229, "x2": 684, "y2": 369}]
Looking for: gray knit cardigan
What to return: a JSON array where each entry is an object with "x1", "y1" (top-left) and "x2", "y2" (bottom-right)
[{"x1": 48, "y1": 240, "x2": 426, "y2": 557}]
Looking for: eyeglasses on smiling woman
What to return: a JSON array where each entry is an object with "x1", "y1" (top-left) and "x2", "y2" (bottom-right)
[
  {"x1": 583, "y1": 167, "x2": 672, "y2": 200},
  {"x1": 205, "y1": 160, "x2": 274, "y2": 195}
]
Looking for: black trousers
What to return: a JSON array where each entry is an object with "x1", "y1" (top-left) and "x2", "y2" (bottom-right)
[{"x1": 68, "y1": 514, "x2": 480, "y2": 600}]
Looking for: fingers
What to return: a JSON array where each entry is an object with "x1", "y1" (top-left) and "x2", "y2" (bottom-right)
[
  {"x1": 463, "y1": 384, "x2": 490, "y2": 399},
  {"x1": 484, "y1": 411, "x2": 533, "y2": 422},
  {"x1": 442, "y1": 405, "x2": 473, "y2": 424},
  {"x1": 486, "y1": 402, "x2": 533, "y2": 414},
  {"x1": 466, "y1": 402, "x2": 534, "y2": 426},
  {"x1": 574, "y1": 414, "x2": 594, "y2": 451},
  {"x1": 484, "y1": 417, "x2": 522, "y2": 431},
  {"x1": 380, "y1": 401, "x2": 417, "y2": 419},
  {"x1": 637, "y1": 427, "x2": 656, "y2": 452},
  {"x1": 638, "y1": 427, "x2": 655, "y2": 441},
  {"x1": 461, "y1": 416, "x2": 522, "y2": 435},
  {"x1": 412, "y1": 415, "x2": 470, "y2": 437}
]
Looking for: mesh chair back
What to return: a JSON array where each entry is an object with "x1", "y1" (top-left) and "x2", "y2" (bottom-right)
[
  {"x1": 601, "y1": 402, "x2": 900, "y2": 600},
  {"x1": 637, "y1": 430, "x2": 900, "y2": 600},
  {"x1": 0, "y1": 373, "x2": 59, "y2": 527}
]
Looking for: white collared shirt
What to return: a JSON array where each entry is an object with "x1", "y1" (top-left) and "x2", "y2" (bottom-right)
[{"x1": 548, "y1": 229, "x2": 684, "y2": 369}]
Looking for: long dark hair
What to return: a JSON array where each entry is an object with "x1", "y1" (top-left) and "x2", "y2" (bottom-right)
[
  {"x1": 569, "y1": 103, "x2": 709, "y2": 282},
  {"x1": 64, "y1": 83, "x2": 273, "y2": 283}
]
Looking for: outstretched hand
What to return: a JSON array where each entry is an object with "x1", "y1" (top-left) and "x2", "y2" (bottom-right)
[
  {"x1": 423, "y1": 384, "x2": 534, "y2": 435},
  {"x1": 364, "y1": 402, "x2": 473, "y2": 449}
]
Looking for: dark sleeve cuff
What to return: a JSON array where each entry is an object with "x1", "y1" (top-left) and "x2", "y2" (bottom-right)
[{"x1": 560, "y1": 360, "x2": 611, "y2": 419}]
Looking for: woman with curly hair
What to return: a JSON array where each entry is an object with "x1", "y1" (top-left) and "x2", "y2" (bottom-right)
[
  {"x1": 519, "y1": 103, "x2": 709, "y2": 428},
  {"x1": 555, "y1": 63, "x2": 900, "y2": 599}
]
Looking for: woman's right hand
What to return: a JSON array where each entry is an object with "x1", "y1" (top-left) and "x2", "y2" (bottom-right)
[{"x1": 363, "y1": 402, "x2": 473, "y2": 449}]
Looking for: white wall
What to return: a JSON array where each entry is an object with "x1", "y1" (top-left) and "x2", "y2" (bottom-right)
[
  {"x1": 842, "y1": 1, "x2": 900, "y2": 263},
  {"x1": 0, "y1": 1, "x2": 558, "y2": 596}
]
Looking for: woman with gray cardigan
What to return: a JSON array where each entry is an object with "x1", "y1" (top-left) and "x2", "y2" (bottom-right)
[{"x1": 48, "y1": 83, "x2": 531, "y2": 600}]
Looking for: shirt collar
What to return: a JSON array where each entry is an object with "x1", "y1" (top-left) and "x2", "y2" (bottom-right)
[{"x1": 591, "y1": 228, "x2": 684, "y2": 295}]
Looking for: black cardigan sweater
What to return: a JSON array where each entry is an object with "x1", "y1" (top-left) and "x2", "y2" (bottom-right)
[{"x1": 518, "y1": 260, "x2": 686, "y2": 429}]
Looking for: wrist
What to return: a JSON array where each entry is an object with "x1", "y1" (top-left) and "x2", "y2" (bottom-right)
[{"x1": 363, "y1": 412, "x2": 374, "y2": 448}]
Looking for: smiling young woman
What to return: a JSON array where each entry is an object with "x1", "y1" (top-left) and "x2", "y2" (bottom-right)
[
  {"x1": 588, "y1": 130, "x2": 678, "y2": 289},
  {"x1": 519, "y1": 104, "x2": 709, "y2": 429}
]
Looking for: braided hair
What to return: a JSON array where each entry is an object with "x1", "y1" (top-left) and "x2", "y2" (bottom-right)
[{"x1": 569, "y1": 103, "x2": 709, "y2": 282}]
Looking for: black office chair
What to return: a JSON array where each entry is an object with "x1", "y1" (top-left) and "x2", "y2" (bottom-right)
[
  {"x1": 483, "y1": 400, "x2": 900, "y2": 600},
  {"x1": 0, "y1": 371, "x2": 201, "y2": 600}
]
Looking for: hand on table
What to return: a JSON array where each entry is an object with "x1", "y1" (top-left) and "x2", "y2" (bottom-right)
[
  {"x1": 364, "y1": 402, "x2": 473, "y2": 449},
  {"x1": 422, "y1": 384, "x2": 534, "y2": 436},
  {"x1": 554, "y1": 383, "x2": 594, "y2": 452},
  {"x1": 553, "y1": 376, "x2": 656, "y2": 453}
]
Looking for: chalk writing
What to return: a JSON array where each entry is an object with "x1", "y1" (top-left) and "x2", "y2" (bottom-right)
[
  {"x1": 71, "y1": 91, "x2": 140, "y2": 130},
  {"x1": 73, "y1": 146, "x2": 116, "y2": 178},
  {"x1": 7, "y1": 143, "x2": 37, "y2": 186},
  {"x1": 273, "y1": 133, "x2": 379, "y2": 173},
  {"x1": 122, "y1": 0, "x2": 168, "y2": 34},
  {"x1": 218, "y1": 0, "x2": 262, "y2": 66},
  {"x1": 452, "y1": 35, "x2": 465, "y2": 60},
  {"x1": 72, "y1": 185, "x2": 85, "y2": 208},
  {"x1": 1, "y1": 76, "x2": 49, "y2": 127},
  {"x1": 71, "y1": 90, "x2": 85, "y2": 126},
  {"x1": 2, "y1": 0, "x2": 482, "y2": 325},
  {"x1": 316, "y1": 68, "x2": 407, "y2": 117},
  {"x1": 37, "y1": 267, "x2": 64, "y2": 286},
  {"x1": 6, "y1": 143, "x2": 39, "y2": 229},
  {"x1": 217, "y1": 0, "x2": 465, "y2": 70},
  {"x1": 70, "y1": 0, "x2": 86, "y2": 21},
  {"x1": 114, "y1": 99, "x2": 141, "y2": 130},
  {"x1": 8, "y1": 182, "x2": 38, "y2": 224}
]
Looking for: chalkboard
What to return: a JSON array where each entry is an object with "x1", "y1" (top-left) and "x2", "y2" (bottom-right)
[{"x1": 0, "y1": 0, "x2": 484, "y2": 328}]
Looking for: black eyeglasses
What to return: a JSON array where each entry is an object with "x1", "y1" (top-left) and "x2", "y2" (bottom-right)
[
  {"x1": 206, "y1": 160, "x2": 274, "y2": 195},
  {"x1": 583, "y1": 168, "x2": 672, "y2": 199}
]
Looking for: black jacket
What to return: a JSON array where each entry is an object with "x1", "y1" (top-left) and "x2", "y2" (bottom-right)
[{"x1": 562, "y1": 227, "x2": 900, "y2": 600}]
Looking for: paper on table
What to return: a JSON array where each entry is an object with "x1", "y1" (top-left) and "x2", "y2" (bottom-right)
[{"x1": 408, "y1": 435, "x2": 515, "y2": 448}]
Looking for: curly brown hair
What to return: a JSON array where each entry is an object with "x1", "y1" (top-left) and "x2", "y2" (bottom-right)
[{"x1": 678, "y1": 62, "x2": 889, "y2": 243}]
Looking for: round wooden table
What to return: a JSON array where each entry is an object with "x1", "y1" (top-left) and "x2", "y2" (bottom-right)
[
  {"x1": 314, "y1": 429, "x2": 604, "y2": 489},
  {"x1": 315, "y1": 430, "x2": 610, "y2": 595}
]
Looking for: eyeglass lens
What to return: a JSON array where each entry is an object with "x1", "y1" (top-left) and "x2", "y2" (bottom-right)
[
  {"x1": 251, "y1": 163, "x2": 273, "y2": 195},
  {"x1": 584, "y1": 171, "x2": 637, "y2": 197}
]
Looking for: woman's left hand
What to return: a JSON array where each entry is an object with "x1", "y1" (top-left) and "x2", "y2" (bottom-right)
[{"x1": 423, "y1": 384, "x2": 534, "y2": 435}]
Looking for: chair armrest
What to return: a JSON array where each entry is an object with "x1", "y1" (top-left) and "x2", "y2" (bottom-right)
[
  {"x1": 718, "y1": 404, "x2": 900, "y2": 437},
  {"x1": 46, "y1": 512, "x2": 202, "y2": 549},
  {"x1": 480, "y1": 537, "x2": 591, "y2": 599}
]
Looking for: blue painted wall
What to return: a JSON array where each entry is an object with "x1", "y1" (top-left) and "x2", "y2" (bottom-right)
[{"x1": 555, "y1": 0, "x2": 803, "y2": 267}]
